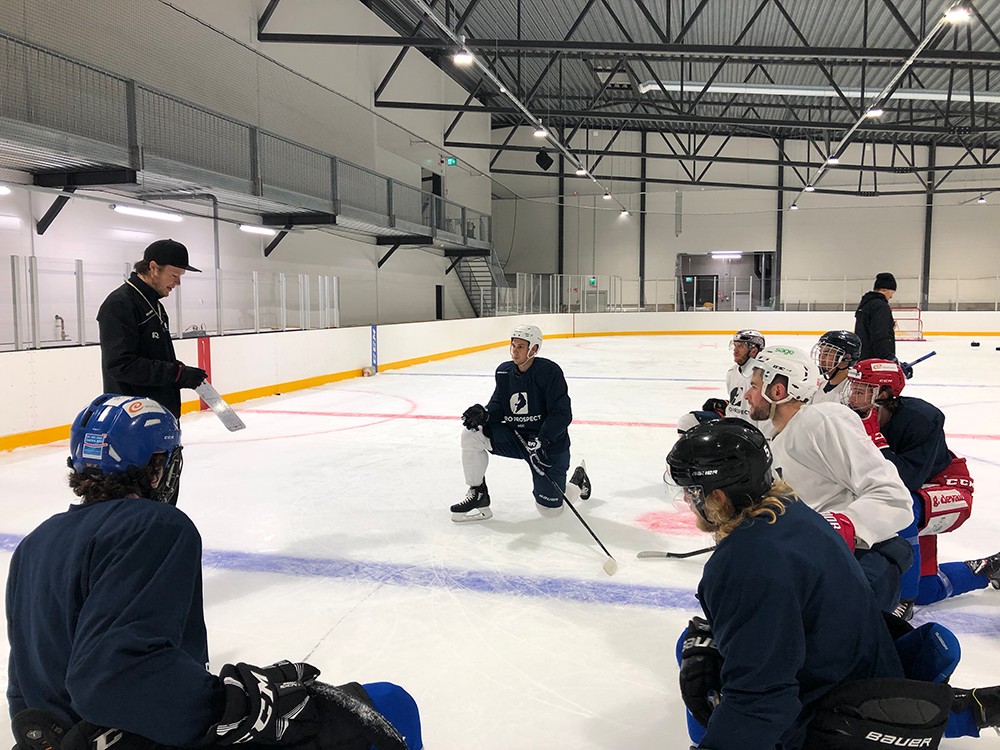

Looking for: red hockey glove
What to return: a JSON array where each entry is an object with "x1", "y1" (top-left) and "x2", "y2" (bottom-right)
[
  {"x1": 821, "y1": 512, "x2": 856, "y2": 552},
  {"x1": 861, "y1": 410, "x2": 888, "y2": 450}
]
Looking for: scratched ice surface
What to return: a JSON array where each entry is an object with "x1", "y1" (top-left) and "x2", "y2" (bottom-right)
[{"x1": 2, "y1": 334, "x2": 998, "y2": 749}]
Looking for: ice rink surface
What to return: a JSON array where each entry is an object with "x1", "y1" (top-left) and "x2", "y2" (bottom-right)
[{"x1": 2, "y1": 333, "x2": 999, "y2": 749}]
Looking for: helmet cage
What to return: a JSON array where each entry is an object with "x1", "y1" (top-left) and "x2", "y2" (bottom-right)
[{"x1": 811, "y1": 342, "x2": 851, "y2": 379}]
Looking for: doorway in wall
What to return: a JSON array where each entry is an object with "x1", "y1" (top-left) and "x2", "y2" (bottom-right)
[
  {"x1": 675, "y1": 252, "x2": 774, "y2": 311},
  {"x1": 421, "y1": 168, "x2": 442, "y2": 229}
]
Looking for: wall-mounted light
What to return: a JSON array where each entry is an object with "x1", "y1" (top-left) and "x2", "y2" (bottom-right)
[
  {"x1": 0, "y1": 185, "x2": 11, "y2": 196},
  {"x1": 111, "y1": 204, "x2": 182, "y2": 222},
  {"x1": 711, "y1": 252, "x2": 742, "y2": 259},
  {"x1": 239, "y1": 224, "x2": 278, "y2": 236}
]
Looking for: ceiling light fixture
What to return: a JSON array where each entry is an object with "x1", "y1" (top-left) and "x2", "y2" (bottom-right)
[
  {"x1": 603, "y1": 191, "x2": 612, "y2": 200},
  {"x1": 453, "y1": 50, "x2": 474, "y2": 64},
  {"x1": 533, "y1": 126, "x2": 548, "y2": 137},
  {"x1": 790, "y1": 204, "x2": 799, "y2": 210},
  {"x1": 805, "y1": 185, "x2": 815, "y2": 192},
  {"x1": 944, "y1": 7, "x2": 971, "y2": 22},
  {"x1": 865, "y1": 108, "x2": 884, "y2": 117},
  {"x1": 110, "y1": 204, "x2": 182, "y2": 222},
  {"x1": 239, "y1": 224, "x2": 278, "y2": 236},
  {"x1": 620, "y1": 208, "x2": 629, "y2": 217},
  {"x1": 978, "y1": 194, "x2": 986, "y2": 204},
  {"x1": 827, "y1": 156, "x2": 840, "y2": 165},
  {"x1": 575, "y1": 167, "x2": 587, "y2": 176},
  {"x1": 0, "y1": 185, "x2": 11, "y2": 196}
]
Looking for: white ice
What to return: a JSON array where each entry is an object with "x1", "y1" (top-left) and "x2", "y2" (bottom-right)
[{"x1": 2, "y1": 334, "x2": 999, "y2": 749}]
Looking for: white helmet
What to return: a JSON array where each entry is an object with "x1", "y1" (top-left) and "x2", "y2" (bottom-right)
[
  {"x1": 753, "y1": 345, "x2": 821, "y2": 405},
  {"x1": 511, "y1": 324, "x2": 543, "y2": 356}
]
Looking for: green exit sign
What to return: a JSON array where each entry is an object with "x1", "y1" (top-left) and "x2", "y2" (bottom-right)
[
  {"x1": 589, "y1": 277, "x2": 597, "y2": 286},
  {"x1": 446, "y1": 157, "x2": 457, "y2": 166}
]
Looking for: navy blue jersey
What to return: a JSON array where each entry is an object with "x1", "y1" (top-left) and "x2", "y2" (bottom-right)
[
  {"x1": 881, "y1": 396, "x2": 953, "y2": 492},
  {"x1": 698, "y1": 499, "x2": 903, "y2": 750},
  {"x1": 6, "y1": 498, "x2": 223, "y2": 747},
  {"x1": 485, "y1": 357, "x2": 572, "y2": 454}
]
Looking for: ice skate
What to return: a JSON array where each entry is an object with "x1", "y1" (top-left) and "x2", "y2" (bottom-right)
[
  {"x1": 451, "y1": 482, "x2": 492, "y2": 522},
  {"x1": 965, "y1": 551, "x2": 1000, "y2": 589},
  {"x1": 953, "y1": 685, "x2": 1000, "y2": 731},
  {"x1": 569, "y1": 459, "x2": 591, "y2": 500},
  {"x1": 891, "y1": 598, "x2": 914, "y2": 622}
]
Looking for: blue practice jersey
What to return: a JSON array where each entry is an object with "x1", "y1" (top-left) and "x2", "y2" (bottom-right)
[
  {"x1": 698, "y1": 499, "x2": 903, "y2": 750},
  {"x1": 6, "y1": 498, "x2": 223, "y2": 747},
  {"x1": 881, "y1": 396, "x2": 953, "y2": 492},
  {"x1": 486, "y1": 357, "x2": 572, "y2": 454}
]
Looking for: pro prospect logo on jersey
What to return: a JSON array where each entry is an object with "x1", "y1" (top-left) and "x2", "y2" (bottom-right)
[{"x1": 510, "y1": 392, "x2": 529, "y2": 414}]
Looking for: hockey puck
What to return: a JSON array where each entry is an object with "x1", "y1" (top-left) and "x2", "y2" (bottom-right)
[{"x1": 971, "y1": 341, "x2": 980, "y2": 347}]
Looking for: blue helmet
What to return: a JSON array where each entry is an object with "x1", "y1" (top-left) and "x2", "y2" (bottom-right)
[{"x1": 70, "y1": 394, "x2": 180, "y2": 476}]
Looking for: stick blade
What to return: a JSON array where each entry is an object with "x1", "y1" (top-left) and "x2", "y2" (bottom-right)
[
  {"x1": 603, "y1": 557, "x2": 618, "y2": 576},
  {"x1": 195, "y1": 381, "x2": 246, "y2": 432}
]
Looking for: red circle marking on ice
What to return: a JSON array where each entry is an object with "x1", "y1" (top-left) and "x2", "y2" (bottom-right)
[{"x1": 636, "y1": 510, "x2": 705, "y2": 535}]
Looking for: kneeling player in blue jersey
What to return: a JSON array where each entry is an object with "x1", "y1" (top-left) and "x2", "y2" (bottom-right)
[
  {"x1": 453, "y1": 324, "x2": 590, "y2": 522},
  {"x1": 7, "y1": 395, "x2": 421, "y2": 750},
  {"x1": 666, "y1": 418, "x2": 1000, "y2": 750}
]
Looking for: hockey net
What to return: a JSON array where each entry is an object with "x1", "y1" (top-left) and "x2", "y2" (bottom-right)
[{"x1": 893, "y1": 307, "x2": 925, "y2": 341}]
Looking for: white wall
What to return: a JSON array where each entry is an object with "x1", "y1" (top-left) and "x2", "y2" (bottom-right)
[{"x1": 490, "y1": 129, "x2": 1000, "y2": 309}]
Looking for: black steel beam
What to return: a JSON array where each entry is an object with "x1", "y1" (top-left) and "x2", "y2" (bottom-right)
[
  {"x1": 261, "y1": 213, "x2": 337, "y2": 226},
  {"x1": 250, "y1": 36, "x2": 1000, "y2": 65},
  {"x1": 378, "y1": 244, "x2": 402, "y2": 268},
  {"x1": 36, "y1": 187, "x2": 76, "y2": 236},
  {"x1": 258, "y1": 0, "x2": 281, "y2": 34},
  {"x1": 638, "y1": 131, "x2": 646, "y2": 309},
  {"x1": 444, "y1": 256, "x2": 463, "y2": 275},
  {"x1": 921, "y1": 144, "x2": 935, "y2": 311},
  {"x1": 263, "y1": 224, "x2": 292, "y2": 258},
  {"x1": 385, "y1": 100, "x2": 1000, "y2": 136},
  {"x1": 444, "y1": 248, "x2": 490, "y2": 257},
  {"x1": 375, "y1": 235, "x2": 432, "y2": 245},
  {"x1": 33, "y1": 169, "x2": 137, "y2": 188}
]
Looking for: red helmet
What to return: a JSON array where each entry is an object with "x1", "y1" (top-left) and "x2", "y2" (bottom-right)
[{"x1": 847, "y1": 359, "x2": 906, "y2": 397}]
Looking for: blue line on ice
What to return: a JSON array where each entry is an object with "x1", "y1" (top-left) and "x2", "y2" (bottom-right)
[{"x1": 1, "y1": 533, "x2": 996, "y2": 636}]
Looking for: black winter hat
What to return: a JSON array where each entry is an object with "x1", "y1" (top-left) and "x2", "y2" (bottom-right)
[
  {"x1": 873, "y1": 272, "x2": 896, "y2": 291},
  {"x1": 143, "y1": 239, "x2": 201, "y2": 272}
]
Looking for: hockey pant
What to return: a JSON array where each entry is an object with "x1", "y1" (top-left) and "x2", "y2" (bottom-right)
[
  {"x1": 461, "y1": 424, "x2": 570, "y2": 508},
  {"x1": 899, "y1": 493, "x2": 987, "y2": 605},
  {"x1": 12, "y1": 682, "x2": 421, "y2": 750},
  {"x1": 674, "y1": 619, "x2": 980, "y2": 746},
  {"x1": 854, "y1": 536, "x2": 913, "y2": 613}
]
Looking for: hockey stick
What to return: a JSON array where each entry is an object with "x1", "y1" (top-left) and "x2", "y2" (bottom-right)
[
  {"x1": 906, "y1": 350, "x2": 936, "y2": 367},
  {"x1": 195, "y1": 381, "x2": 246, "y2": 432},
  {"x1": 514, "y1": 431, "x2": 618, "y2": 576},
  {"x1": 637, "y1": 546, "x2": 716, "y2": 560}
]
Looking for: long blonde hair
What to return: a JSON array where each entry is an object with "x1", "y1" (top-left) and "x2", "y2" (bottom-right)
[{"x1": 704, "y1": 479, "x2": 797, "y2": 541}]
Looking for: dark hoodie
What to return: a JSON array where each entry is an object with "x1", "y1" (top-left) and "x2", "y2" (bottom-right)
[{"x1": 854, "y1": 290, "x2": 896, "y2": 360}]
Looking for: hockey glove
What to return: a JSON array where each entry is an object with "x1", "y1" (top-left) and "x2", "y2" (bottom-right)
[
  {"x1": 900, "y1": 361, "x2": 914, "y2": 380},
  {"x1": 821, "y1": 511, "x2": 857, "y2": 552},
  {"x1": 176, "y1": 364, "x2": 208, "y2": 390},
  {"x1": 307, "y1": 681, "x2": 407, "y2": 750},
  {"x1": 679, "y1": 617, "x2": 723, "y2": 728},
  {"x1": 526, "y1": 436, "x2": 552, "y2": 474},
  {"x1": 215, "y1": 661, "x2": 320, "y2": 746},
  {"x1": 462, "y1": 403, "x2": 489, "y2": 430},
  {"x1": 701, "y1": 398, "x2": 728, "y2": 417}
]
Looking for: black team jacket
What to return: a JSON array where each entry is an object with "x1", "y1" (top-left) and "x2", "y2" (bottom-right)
[
  {"x1": 854, "y1": 290, "x2": 896, "y2": 361},
  {"x1": 97, "y1": 273, "x2": 183, "y2": 418}
]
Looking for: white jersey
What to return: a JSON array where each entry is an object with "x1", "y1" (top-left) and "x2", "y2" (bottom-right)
[
  {"x1": 769, "y1": 401, "x2": 912, "y2": 546},
  {"x1": 725, "y1": 360, "x2": 770, "y2": 434},
  {"x1": 811, "y1": 377, "x2": 849, "y2": 405}
]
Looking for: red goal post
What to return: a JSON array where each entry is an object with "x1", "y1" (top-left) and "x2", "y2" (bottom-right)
[{"x1": 893, "y1": 307, "x2": 925, "y2": 341}]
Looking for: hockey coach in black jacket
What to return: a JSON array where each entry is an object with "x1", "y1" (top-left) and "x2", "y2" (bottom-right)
[
  {"x1": 97, "y1": 239, "x2": 207, "y2": 420},
  {"x1": 854, "y1": 271, "x2": 897, "y2": 361}
]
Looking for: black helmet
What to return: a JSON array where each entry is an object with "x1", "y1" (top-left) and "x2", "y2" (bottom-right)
[
  {"x1": 811, "y1": 330, "x2": 862, "y2": 379},
  {"x1": 667, "y1": 418, "x2": 774, "y2": 517}
]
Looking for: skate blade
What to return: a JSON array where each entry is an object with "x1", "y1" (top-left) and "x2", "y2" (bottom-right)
[{"x1": 452, "y1": 507, "x2": 493, "y2": 523}]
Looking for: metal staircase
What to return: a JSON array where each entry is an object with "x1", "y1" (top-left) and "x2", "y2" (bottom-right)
[{"x1": 455, "y1": 248, "x2": 510, "y2": 317}]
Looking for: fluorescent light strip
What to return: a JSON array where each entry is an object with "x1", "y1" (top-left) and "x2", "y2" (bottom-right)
[
  {"x1": 0, "y1": 186, "x2": 11, "y2": 196},
  {"x1": 111, "y1": 204, "x2": 182, "y2": 222},
  {"x1": 239, "y1": 224, "x2": 278, "y2": 236},
  {"x1": 711, "y1": 252, "x2": 742, "y2": 259}
]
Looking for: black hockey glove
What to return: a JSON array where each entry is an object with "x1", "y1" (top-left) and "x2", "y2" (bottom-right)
[
  {"x1": 307, "y1": 681, "x2": 407, "y2": 750},
  {"x1": 214, "y1": 661, "x2": 320, "y2": 746},
  {"x1": 900, "y1": 361, "x2": 914, "y2": 379},
  {"x1": 701, "y1": 398, "x2": 728, "y2": 417},
  {"x1": 526, "y1": 436, "x2": 552, "y2": 474},
  {"x1": 679, "y1": 616, "x2": 723, "y2": 728},
  {"x1": 176, "y1": 364, "x2": 208, "y2": 390},
  {"x1": 462, "y1": 403, "x2": 489, "y2": 430}
]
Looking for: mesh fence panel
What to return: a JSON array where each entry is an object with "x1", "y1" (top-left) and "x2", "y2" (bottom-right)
[
  {"x1": 259, "y1": 133, "x2": 333, "y2": 205},
  {"x1": 391, "y1": 181, "x2": 424, "y2": 225},
  {"x1": 339, "y1": 162, "x2": 388, "y2": 216}
]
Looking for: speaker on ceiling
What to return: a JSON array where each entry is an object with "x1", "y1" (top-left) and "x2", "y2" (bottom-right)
[{"x1": 535, "y1": 149, "x2": 554, "y2": 171}]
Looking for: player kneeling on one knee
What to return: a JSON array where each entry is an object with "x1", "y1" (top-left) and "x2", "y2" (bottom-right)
[
  {"x1": 665, "y1": 418, "x2": 1000, "y2": 750},
  {"x1": 453, "y1": 324, "x2": 590, "y2": 522},
  {"x1": 7, "y1": 394, "x2": 422, "y2": 750}
]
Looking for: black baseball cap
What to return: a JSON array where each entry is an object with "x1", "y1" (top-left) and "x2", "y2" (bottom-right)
[{"x1": 143, "y1": 239, "x2": 201, "y2": 272}]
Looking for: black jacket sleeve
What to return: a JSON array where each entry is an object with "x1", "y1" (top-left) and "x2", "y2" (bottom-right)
[{"x1": 98, "y1": 293, "x2": 180, "y2": 388}]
